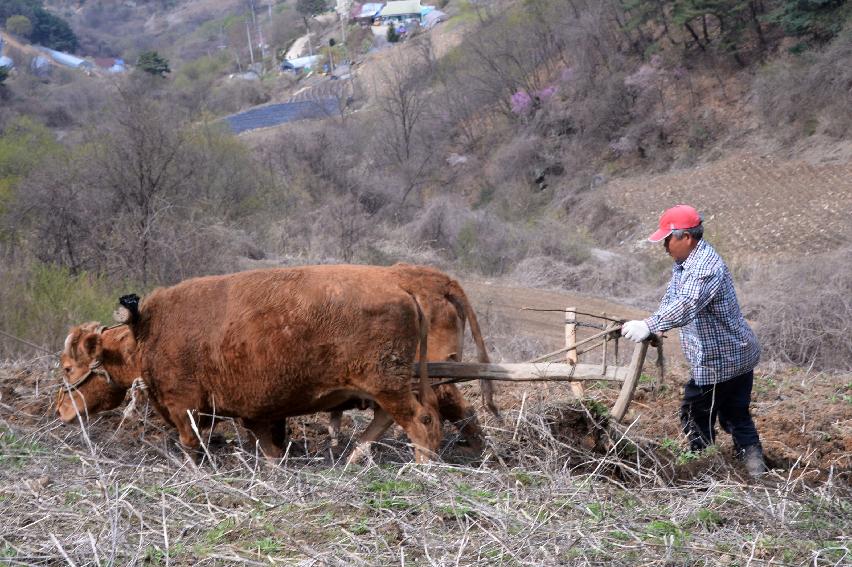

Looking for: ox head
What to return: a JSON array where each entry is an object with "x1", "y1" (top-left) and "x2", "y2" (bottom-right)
[{"x1": 56, "y1": 322, "x2": 128, "y2": 423}]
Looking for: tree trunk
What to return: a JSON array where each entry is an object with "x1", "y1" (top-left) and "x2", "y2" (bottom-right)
[
  {"x1": 749, "y1": 0, "x2": 767, "y2": 53},
  {"x1": 684, "y1": 21, "x2": 706, "y2": 51}
]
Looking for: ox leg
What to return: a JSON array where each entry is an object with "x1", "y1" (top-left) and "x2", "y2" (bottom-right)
[
  {"x1": 328, "y1": 410, "x2": 343, "y2": 448},
  {"x1": 436, "y1": 384, "x2": 485, "y2": 455},
  {"x1": 169, "y1": 408, "x2": 203, "y2": 464},
  {"x1": 346, "y1": 408, "x2": 395, "y2": 465},
  {"x1": 242, "y1": 418, "x2": 286, "y2": 460}
]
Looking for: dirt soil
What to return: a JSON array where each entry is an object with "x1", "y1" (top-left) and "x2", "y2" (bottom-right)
[{"x1": 1, "y1": 281, "x2": 848, "y2": 481}]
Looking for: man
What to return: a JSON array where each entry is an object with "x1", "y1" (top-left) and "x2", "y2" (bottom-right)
[{"x1": 621, "y1": 205, "x2": 766, "y2": 476}]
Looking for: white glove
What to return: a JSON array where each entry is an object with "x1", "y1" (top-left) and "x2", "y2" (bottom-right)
[{"x1": 621, "y1": 320, "x2": 650, "y2": 343}]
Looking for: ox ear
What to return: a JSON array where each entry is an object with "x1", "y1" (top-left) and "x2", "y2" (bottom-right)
[
  {"x1": 113, "y1": 306, "x2": 132, "y2": 324},
  {"x1": 81, "y1": 332, "x2": 102, "y2": 361}
]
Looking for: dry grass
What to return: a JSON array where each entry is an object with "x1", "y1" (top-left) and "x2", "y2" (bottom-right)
[{"x1": 1, "y1": 372, "x2": 849, "y2": 566}]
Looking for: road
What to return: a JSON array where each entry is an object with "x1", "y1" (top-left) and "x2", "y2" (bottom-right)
[{"x1": 285, "y1": 34, "x2": 311, "y2": 59}]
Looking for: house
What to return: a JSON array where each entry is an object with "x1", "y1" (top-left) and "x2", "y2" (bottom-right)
[
  {"x1": 94, "y1": 57, "x2": 127, "y2": 74},
  {"x1": 379, "y1": 0, "x2": 422, "y2": 24},
  {"x1": 355, "y1": 2, "x2": 385, "y2": 25},
  {"x1": 0, "y1": 35, "x2": 10, "y2": 70},
  {"x1": 423, "y1": 9, "x2": 447, "y2": 29},
  {"x1": 280, "y1": 55, "x2": 320, "y2": 72},
  {"x1": 39, "y1": 47, "x2": 93, "y2": 70}
]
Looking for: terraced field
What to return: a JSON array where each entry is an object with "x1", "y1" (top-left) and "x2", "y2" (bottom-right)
[{"x1": 604, "y1": 154, "x2": 852, "y2": 261}]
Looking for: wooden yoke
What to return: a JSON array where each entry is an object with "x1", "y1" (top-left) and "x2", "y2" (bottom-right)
[{"x1": 422, "y1": 309, "x2": 659, "y2": 423}]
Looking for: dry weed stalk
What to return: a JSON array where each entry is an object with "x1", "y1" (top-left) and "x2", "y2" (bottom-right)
[{"x1": 1, "y1": 383, "x2": 849, "y2": 566}]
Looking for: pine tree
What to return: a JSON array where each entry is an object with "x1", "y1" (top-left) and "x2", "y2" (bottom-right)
[
  {"x1": 387, "y1": 22, "x2": 400, "y2": 43},
  {"x1": 137, "y1": 51, "x2": 171, "y2": 77}
]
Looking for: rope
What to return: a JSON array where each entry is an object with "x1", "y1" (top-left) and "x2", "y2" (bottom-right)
[
  {"x1": 120, "y1": 378, "x2": 147, "y2": 421},
  {"x1": 0, "y1": 329, "x2": 55, "y2": 355},
  {"x1": 108, "y1": 377, "x2": 147, "y2": 443},
  {"x1": 520, "y1": 307, "x2": 626, "y2": 323},
  {"x1": 573, "y1": 321, "x2": 609, "y2": 331}
]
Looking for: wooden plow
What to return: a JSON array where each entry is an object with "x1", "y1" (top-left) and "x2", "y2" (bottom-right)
[{"x1": 420, "y1": 307, "x2": 663, "y2": 423}]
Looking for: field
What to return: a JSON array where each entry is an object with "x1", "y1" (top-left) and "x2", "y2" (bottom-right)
[
  {"x1": 1, "y1": 284, "x2": 849, "y2": 566},
  {"x1": 602, "y1": 154, "x2": 852, "y2": 263}
]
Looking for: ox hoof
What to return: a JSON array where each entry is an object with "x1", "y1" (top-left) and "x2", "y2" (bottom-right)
[{"x1": 346, "y1": 443, "x2": 372, "y2": 466}]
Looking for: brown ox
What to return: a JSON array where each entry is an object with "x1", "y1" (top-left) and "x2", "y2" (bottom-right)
[
  {"x1": 57, "y1": 265, "x2": 497, "y2": 459},
  {"x1": 326, "y1": 264, "x2": 497, "y2": 458},
  {"x1": 58, "y1": 265, "x2": 442, "y2": 462}
]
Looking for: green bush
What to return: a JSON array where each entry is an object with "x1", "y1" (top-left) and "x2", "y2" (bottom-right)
[
  {"x1": 173, "y1": 52, "x2": 231, "y2": 88},
  {"x1": 0, "y1": 117, "x2": 61, "y2": 220},
  {"x1": 768, "y1": 0, "x2": 852, "y2": 42},
  {"x1": 5, "y1": 15, "x2": 32, "y2": 37},
  {"x1": 0, "y1": 263, "x2": 127, "y2": 357},
  {"x1": 387, "y1": 23, "x2": 400, "y2": 43},
  {"x1": 137, "y1": 51, "x2": 171, "y2": 77}
]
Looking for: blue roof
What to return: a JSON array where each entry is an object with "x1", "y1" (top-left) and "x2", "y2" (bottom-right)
[{"x1": 40, "y1": 47, "x2": 91, "y2": 69}]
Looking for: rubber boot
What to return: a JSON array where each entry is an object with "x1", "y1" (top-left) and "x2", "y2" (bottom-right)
[{"x1": 742, "y1": 444, "x2": 767, "y2": 477}]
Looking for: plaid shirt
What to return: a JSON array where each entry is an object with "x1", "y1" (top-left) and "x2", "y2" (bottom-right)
[{"x1": 645, "y1": 240, "x2": 760, "y2": 386}]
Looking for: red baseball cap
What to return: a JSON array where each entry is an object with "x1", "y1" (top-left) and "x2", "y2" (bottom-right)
[{"x1": 648, "y1": 205, "x2": 702, "y2": 242}]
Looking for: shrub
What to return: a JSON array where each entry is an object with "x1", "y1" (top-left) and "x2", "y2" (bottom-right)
[
  {"x1": 5, "y1": 15, "x2": 32, "y2": 38},
  {"x1": 743, "y1": 246, "x2": 852, "y2": 370},
  {"x1": 0, "y1": 263, "x2": 122, "y2": 358},
  {"x1": 408, "y1": 197, "x2": 525, "y2": 275},
  {"x1": 387, "y1": 23, "x2": 400, "y2": 43},
  {"x1": 755, "y1": 28, "x2": 852, "y2": 138}
]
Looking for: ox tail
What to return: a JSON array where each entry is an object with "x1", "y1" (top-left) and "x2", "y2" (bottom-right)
[
  {"x1": 446, "y1": 281, "x2": 500, "y2": 419},
  {"x1": 411, "y1": 295, "x2": 438, "y2": 412}
]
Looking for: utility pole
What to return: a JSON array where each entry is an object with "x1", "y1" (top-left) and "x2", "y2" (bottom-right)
[
  {"x1": 305, "y1": 17, "x2": 313, "y2": 57},
  {"x1": 246, "y1": 18, "x2": 255, "y2": 64},
  {"x1": 257, "y1": 22, "x2": 267, "y2": 61}
]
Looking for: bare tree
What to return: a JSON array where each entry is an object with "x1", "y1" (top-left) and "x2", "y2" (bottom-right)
[
  {"x1": 375, "y1": 61, "x2": 428, "y2": 164},
  {"x1": 92, "y1": 91, "x2": 196, "y2": 285},
  {"x1": 372, "y1": 56, "x2": 440, "y2": 208}
]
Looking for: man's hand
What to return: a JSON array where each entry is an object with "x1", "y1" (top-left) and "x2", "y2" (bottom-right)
[{"x1": 621, "y1": 320, "x2": 650, "y2": 343}]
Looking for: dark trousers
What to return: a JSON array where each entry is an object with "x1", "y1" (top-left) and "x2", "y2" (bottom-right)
[{"x1": 680, "y1": 370, "x2": 761, "y2": 453}]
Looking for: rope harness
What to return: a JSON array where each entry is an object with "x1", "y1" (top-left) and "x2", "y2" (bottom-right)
[{"x1": 120, "y1": 377, "x2": 148, "y2": 421}]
